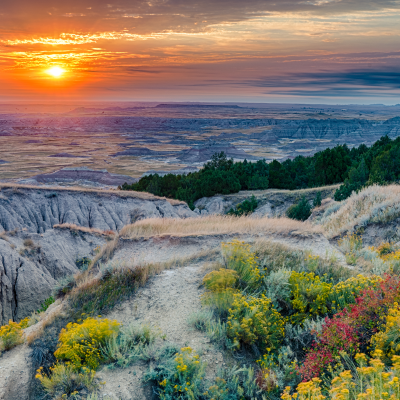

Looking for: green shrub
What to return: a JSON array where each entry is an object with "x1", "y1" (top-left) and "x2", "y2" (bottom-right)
[
  {"x1": 35, "y1": 363, "x2": 97, "y2": 398},
  {"x1": 286, "y1": 197, "x2": 311, "y2": 221},
  {"x1": 221, "y1": 240, "x2": 261, "y2": 291},
  {"x1": 288, "y1": 271, "x2": 382, "y2": 323},
  {"x1": 69, "y1": 266, "x2": 147, "y2": 316},
  {"x1": 35, "y1": 317, "x2": 122, "y2": 400},
  {"x1": 102, "y1": 323, "x2": 159, "y2": 368},
  {"x1": 313, "y1": 192, "x2": 322, "y2": 207},
  {"x1": 201, "y1": 269, "x2": 239, "y2": 314},
  {"x1": 263, "y1": 269, "x2": 292, "y2": 311},
  {"x1": 54, "y1": 275, "x2": 76, "y2": 299},
  {"x1": 288, "y1": 272, "x2": 332, "y2": 323},
  {"x1": 37, "y1": 296, "x2": 55, "y2": 313},
  {"x1": 76, "y1": 257, "x2": 91, "y2": 270},
  {"x1": 144, "y1": 346, "x2": 206, "y2": 400},
  {"x1": 227, "y1": 195, "x2": 258, "y2": 216},
  {"x1": 255, "y1": 242, "x2": 352, "y2": 284},
  {"x1": 188, "y1": 311, "x2": 228, "y2": 348},
  {"x1": 203, "y1": 366, "x2": 267, "y2": 400}
]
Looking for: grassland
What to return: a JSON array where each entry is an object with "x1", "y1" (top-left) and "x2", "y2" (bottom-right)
[{"x1": 119, "y1": 215, "x2": 322, "y2": 239}]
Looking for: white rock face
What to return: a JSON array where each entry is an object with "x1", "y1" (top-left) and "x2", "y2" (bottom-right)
[
  {"x1": 0, "y1": 187, "x2": 196, "y2": 233},
  {"x1": 250, "y1": 202, "x2": 273, "y2": 218},
  {"x1": 194, "y1": 196, "x2": 233, "y2": 215},
  {"x1": 0, "y1": 240, "x2": 54, "y2": 325},
  {"x1": 0, "y1": 186, "x2": 196, "y2": 324},
  {"x1": 0, "y1": 228, "x2": 107, "y2": 325}
]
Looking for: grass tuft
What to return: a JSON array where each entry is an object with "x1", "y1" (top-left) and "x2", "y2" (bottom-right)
[{"x1": 119, "y1": 215, "x2": 322, "y2": 239}]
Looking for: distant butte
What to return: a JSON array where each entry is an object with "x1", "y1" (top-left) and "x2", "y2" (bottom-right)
[
  {"x1": 48, "y1": 153, "x2": 88, "y2": 158},
  {"x1": 31, "y1": 167, "x2": 138, "y2": 187},
  {"x1": 177, "y1": 143, "x2": 260, "y2": 163},
  {"x1": 155, "y1": 103, "x2": 241, "y2": 108}
]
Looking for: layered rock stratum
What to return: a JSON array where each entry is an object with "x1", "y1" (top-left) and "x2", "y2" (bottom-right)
[{"x1": 0, "y1": 185, "x2": 196, "y2": 324}]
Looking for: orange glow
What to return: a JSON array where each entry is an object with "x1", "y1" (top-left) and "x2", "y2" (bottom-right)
[{"x1": 46, "y1": 66, "x2": 66, "y2": 78}]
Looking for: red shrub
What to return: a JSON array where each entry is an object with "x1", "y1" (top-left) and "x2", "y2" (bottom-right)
[{"x1": 299, "y1": 275, "x2": 400, "y2": 381}]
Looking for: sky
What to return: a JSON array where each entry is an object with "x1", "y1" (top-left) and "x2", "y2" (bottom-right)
[{"x1": 0, "y1": 0, "x2": 400, "y2": 103}]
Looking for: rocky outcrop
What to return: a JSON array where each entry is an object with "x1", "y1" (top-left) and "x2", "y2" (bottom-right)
[
  {"x1": 194, "y1": 186, "x2": 339, "y2": 217},
  {"x1": 194, "y1": 196, "x2": 234, "y2": 216},
  {"x1": 0, "y1": 186, "x2": 196, "y2": 323},
  {"x1": 0, "y1": 240, "x2": 54, "y2": 325},
  {"x1": 0, "y1": 228, "x2": 106, "y2": 325},
  {"x1": 0, "y1": 186, "x2": 196, "y2": 234}
]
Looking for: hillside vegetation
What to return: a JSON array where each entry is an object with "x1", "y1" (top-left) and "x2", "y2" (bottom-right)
[
  {"x1": 120, "y1": 135, "x2": 400, "y2": 208},
  {"x1": 2, "y1": 183, "x2": 400, "y2": 400}
]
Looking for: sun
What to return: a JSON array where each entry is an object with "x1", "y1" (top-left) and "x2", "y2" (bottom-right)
[{"x1": 46, "y1": 66, "x2": 66, "y2": 78}]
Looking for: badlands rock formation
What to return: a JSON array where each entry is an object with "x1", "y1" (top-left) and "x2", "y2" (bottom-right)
[
  {"x1": 0, "y1": 185, "x2": 196, "y2": 324},
  {"x1": 0, "y1": 186, "x2": 195, "y2": 234},
  {"x1": 194, "y1": 185, "x2": 339, "y2": 217}
]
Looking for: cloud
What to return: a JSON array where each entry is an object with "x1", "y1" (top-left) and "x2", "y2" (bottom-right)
[
  {"x1": 249, "y1": 68, "x2": 400, "y2": 89},
  {"x1": 241, "y1": 67, "x2": 400, "y2": 97},
  {"x1": 1, "y1": 0, "x2": 399, "y2": 38}
]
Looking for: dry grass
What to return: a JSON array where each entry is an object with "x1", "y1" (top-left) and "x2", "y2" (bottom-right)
[
  {"x1": 119, "y1": 215, "x2": 322, "y2": 239},
  {"x1": 0, "y1": 183, "x2": 185, "y2": 205},
  {"x1": 236, "y1": 184, "x2": 341, "y2": 196},
  {"x1": 25, "y1": 302, "x2": 66, "y2": 345},
  {"x1": 320, "y1": 184, "x2": 400, "y2": 238},
  {"x1": 23, "y1": 238, "x2": 35, "y2": 248},
  {"x1": 0, "y1": 231, "x2": 10, "y2": 243},
  {"x1": 90, "y1": 237, "x2": 120, "y2": 268},
  {"x1": 53, "y1": 223, "x2": 116, "y2": 237},
  {"x1": 87, "y1": 214, "x2": 322, "y2": 271}
]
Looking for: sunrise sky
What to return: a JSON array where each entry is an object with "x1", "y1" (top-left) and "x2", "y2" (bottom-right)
[{"x1": 1, "y1": 0, "x2": 400, "y2": 103}]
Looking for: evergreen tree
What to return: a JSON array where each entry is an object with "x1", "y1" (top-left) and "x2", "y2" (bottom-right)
[
  {"x1": 313, "y1": 192, "x2": 322, "y2": 208},
  {"x1": 286, "y1": 196, "x2": 312, "y2": 221}
]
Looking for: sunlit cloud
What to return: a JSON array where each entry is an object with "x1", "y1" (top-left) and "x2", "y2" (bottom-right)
[
  {"x1": 1, "y1": 30, "x2": 215, "y2": 46},
  {"x1": 0, "y1": 0, "x2": 399, "y2": 101}
]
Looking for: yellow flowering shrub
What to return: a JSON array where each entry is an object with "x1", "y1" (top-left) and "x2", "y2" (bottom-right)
[
  {"x1": 282, "y1": 352, "x2": 400, "y2": 400},
  {"x1": 203, "y1": 377, "x2": 230, "y2": 399},
  {"x1": 227, "y1": 294, "x2": 285, "y2": 352},
  {"x1": 327, "y1": 274, "x2": 382, "y2": 313},
  {"x1": 201, "y1": 269, "x2": 240, "y2": 313},
  {"x1": 282, "y1": 378, "x2": 325, "y2": 400},
  {"x1": 367, "y1": 243, "x2": 400, "y2": 273},
  {"x1": 289, "y1": 272, "x2": 332, "y2": 322},
  {"x1": 0, "y1": 317, "x2": 30, "y2": 351},
  {"x1": 288, "y1": 272, "x2": 381, "y2": 323},
  {"x1": 372, "y1": 304, "x2": 400, "y2": 361},
  {"x1": 375, "y1": 242, "x2": 395, "y2": 257},
  {"x1": 35, "y1": 363, "x2": 96, "y2": 398},
  {"x1": 54, "y1": 317, "x2": 120, "y2": 370},
  {"x1": 203, "y1": 269, "x2": 238, "y2": 291},
  {"x1": 222, "y1": 240, "x2": 261, "y2": 290},
  {"x1": 146, "y1": 347, "x2": 206, "y2": 400}
]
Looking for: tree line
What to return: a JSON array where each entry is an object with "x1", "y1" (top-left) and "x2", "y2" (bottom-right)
[{"x1": 119, "y1": 135, "x2": 400, "y2": 209}]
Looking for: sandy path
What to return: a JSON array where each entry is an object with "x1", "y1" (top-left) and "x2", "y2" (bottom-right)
[
  {"x1": 97, "y1": 263, "x2": 225, "y2": 400},
  {"x1": 113, "y1": 232, "x2": 345, "y2": 267}
]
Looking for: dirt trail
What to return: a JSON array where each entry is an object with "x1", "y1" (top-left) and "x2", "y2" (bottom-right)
[
  {"x1": 113, "y1": 232, "x2": 345, "y2": 267},
  {"x1": 97, "y1": 231, "x2": 346, "y2": 399},
  {"x1": 97, "y1": 263, "x2": 225, "y2": 400}
]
